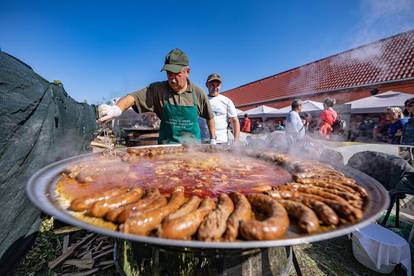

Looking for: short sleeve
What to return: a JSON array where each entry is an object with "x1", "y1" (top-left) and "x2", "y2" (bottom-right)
[
  {"x1": 226, "y1": 98, "x2": 238, "y2": 118},
  {"x1": 128, "y1": 86, "x2": 155, "y2": 113}
]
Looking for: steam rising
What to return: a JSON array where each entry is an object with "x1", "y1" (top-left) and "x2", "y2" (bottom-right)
[{"x1": 287, "y1": 0, "x2": 414, "y2": 104}]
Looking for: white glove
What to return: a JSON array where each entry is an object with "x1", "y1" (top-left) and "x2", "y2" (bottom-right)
[
  {"x1": 210, "y1": 138, "x2": 217, "y2": 145},
  {"x1": 98, "y1": 104, "x2": 122, "y2": 123}
]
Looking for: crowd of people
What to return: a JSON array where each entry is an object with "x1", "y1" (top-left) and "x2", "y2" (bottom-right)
[
  {"x1": 348, "y1": 99, "x2": 414, "y2": 145},
  {"x1": 239, "y1": 97, "x2": 414, "y2": 146}
]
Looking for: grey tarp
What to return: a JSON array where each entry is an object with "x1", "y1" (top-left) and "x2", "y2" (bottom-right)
[{"x1": 0, "y1": 51, "x2": 97, "y2": 274}]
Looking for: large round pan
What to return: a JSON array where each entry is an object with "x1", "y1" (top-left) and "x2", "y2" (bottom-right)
[{"x1": 26, "y1": 145, "x2": 389, "y2": 249}]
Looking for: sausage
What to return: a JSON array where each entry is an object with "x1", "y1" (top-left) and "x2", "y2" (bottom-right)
[
  {"x1": 299, "y1": 197, "x2": 339, "y2": 226},
  {"x1": 296, "y1": 177, "x2": 368, "y2": 198},
  {"x1": 266, "y1": 189, "x2": 339, "y2": 226},
  {"x1": 198, "y1": 193, "x2": 235, "y2": 241},
  {"x1": 283, "y1": 185, "x2": 359, "y2": 205},
  {"x1": 284, "y1": 183, "x2": 363, "y2": 208},
  {"x1": 158, "y1": 197, "x2": 216, "y2": 240},
  {"x1": 337, "y1": 181, "x2": 368, "y2": 198},
  {"x1": 70, "y1": 187, "x2": 130, "y2": 211},
  {"x1": 265, "y1": 189, "x2": 296, "y2": 200},
  {"x1": 298, "y1": 193, "x2": 363, "y2": 222},
  {"x1": 248, "y1": 185, "x2": 272, "y2": 193},
  {"x1": 278, "y1": 199, "x2": 320, "y2": 233},
  {"x1": 115, "y1": 195, "x2": 168, "y2": 223},
  {"x1": 164, "y1": 196, "x2": 201, "y2": 222},
  {"x1": 106, "y1": 187, "x2": 162, "y2": 222},
  {"x1": 259, "y1": 152, "x2": 291, "y2": 166},
  {"x1": 296, "y1": 179, "x2": 356, "y2": 194},
  {"x1": 121, "y1": 186, "x2": 186, "y2": 236},
  {"x1": 300, "y1": 175, "x2": 356, "y2": 185},
  {"x1": 240, "y1": 194, "x2": 289, "y2": 240},
  {"x1": 223, "y1": 192, "x2": 252, "y2": 241},
  {"x1": 88, "y1": 187, "x2": 144, "y2": 218}
]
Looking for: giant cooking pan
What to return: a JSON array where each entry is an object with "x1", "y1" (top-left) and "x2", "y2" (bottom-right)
[{"x1": 26, "y1": 144, "x2": 389, "y2": 249}]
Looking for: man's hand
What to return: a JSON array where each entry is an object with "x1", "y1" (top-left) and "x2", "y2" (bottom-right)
[
  {"x1": 210, "y1": 138, "x2": 217, "y2": 145},
  {"x1": 98, "y1": 104, "x2": 122, "y2": 123}
]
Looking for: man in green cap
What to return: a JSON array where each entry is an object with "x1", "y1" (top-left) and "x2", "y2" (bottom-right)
[{"x1": 98, "y1": 48, "x2": 217, "y2": 144}]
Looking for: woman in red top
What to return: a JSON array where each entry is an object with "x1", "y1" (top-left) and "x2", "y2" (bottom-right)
[
  {"x1": 319, "y1": 98, "x2": 337, "y2": 139},
  {"x1": 242, "y1": 114, "x2": 252, "y2": 133}
]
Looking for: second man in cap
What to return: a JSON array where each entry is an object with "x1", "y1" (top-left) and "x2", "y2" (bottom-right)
[{"x1": 200, "y1": 73, "x2": 240, "y2": 144}]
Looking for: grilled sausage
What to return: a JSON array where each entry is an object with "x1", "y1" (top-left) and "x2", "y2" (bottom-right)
[
  {"x1": 198, "y1": 193, "x2": 235, "y2": 241},
  {"x1": 240, "y1": 194, "x2": 289, "y2": 240},
  {"x1": 164, "y1": 196, "x2": 201, "y2": 222},
  {"x1": 223, "y1": 192, "x2": 252, "y2": 241},
  {"x1": 297, "y1": 175, "x2": 356, "y2": 185},
  {"x1": 300, "y1": 197, "x2": 339, "y2": 226},
  {"x1": 266, "y1": 189, "x2": 339, "y2": 226},
  {"x1": 337, "y1": 181, "x2": 368, "y2": 198},
  {"x1": 278, "y1": 199, "x2": 320, "y2": 233},
  {"x1": 284, "y1": 183, "x2": 363, "y2": 208},
  {"x1": 158, "y1": 197, "x2": 216, "y2": 240},
  {"x1": 106, "y1": 187, "x2": 162, "y2": 222},
  {"x1": 88, "y1": 187, "x2": 144, "y2": 218},
  {"x1": 296, "y1": 180, "x2": 356, "y2": 194},
  {"x1": 298, "y1": 193, "x2": 363, "y2": 222},
  {"x1": 121, "y1": 186, "x2": 186, "y2": 236},
  {"x1": 283, "y1": 185, "x2": 362, "y2": 209},
  {"x1": 295, "y1": 177, "x2": 368, "y2": 198},
  {"x1": 248, "y1": 185, "x2": 272, "y2": 193},
  {"x1": 70, "y1": 187, "x2": 130, "y2": 211},
  {"x1": 115, "y1": 195, "x2": 168, "y2": 223}
]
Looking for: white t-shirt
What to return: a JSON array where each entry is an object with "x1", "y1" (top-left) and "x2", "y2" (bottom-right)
[
  {"x1": 286, "y1": 110, "x2": 305, "y2": 140},
  {"x1": 200, "y1": 94, "x2": 238, "y2": 143}
]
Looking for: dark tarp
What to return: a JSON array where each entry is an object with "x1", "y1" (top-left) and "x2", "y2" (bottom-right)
[{"x1": 0, "y1": 51, "x2": 97, "y2": 274}]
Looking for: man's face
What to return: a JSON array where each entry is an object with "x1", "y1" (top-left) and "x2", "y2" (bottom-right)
[
  {"x1": 207, "y1": 80, "x2": 221, "y2": 96},
  {"x1": 166, "y1": 67, "x2": 190, "y2": 92},
  {"x1": 297, "y1": 103, "x2": 303, "y2": 112}
]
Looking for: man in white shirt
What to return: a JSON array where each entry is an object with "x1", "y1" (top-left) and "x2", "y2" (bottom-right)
[
  {"x1": 285, "y1": 99, "x2": 305, "y2": 142},
  {"x1": 200, "y1": 73, "x2": 240, "y2": 144}
]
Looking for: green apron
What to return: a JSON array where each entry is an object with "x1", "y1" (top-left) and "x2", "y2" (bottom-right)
[{"x1": 158, "y1": 89, "x2": 201, "y2": 144}]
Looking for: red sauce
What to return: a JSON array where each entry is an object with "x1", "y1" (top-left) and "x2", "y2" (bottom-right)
[{"x1": 58, "y1": 151, "x2": 292, "y2": 199}]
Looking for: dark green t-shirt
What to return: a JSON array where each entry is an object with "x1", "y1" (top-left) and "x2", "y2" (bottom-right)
[{"x1": 129, "y1": 80, "x2": 213, "y2": 120}]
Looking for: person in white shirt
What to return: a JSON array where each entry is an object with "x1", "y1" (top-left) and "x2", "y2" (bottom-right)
[
  {"x1": 285, "y1": 99, "x2": 305, "y2": 142},
  {"x1": 200, "y1": 73, "x2": 240, "y2": 144}
]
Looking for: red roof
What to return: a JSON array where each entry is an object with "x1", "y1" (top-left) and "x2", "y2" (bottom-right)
[{"x1": 223, "y1": 29, "x2": 414, "y2": 108}]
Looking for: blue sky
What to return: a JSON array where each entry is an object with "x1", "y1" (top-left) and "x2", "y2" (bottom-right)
[{"x1": 1, "y1": 0, "x2": 414, "y2": 104}]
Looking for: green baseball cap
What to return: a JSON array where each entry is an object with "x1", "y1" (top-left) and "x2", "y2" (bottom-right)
[{"x1": 161, "y1": 48, "x2": 189, "y2": 73}]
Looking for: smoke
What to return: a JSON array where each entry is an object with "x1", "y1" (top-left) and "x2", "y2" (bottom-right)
[
  {"x1": 287, "y1": 0, "x2": 414, "y2": 100},
  {"x1": 352, "y1": 0, "x2": 414, "y2": 47},
  {"x1": 242, "y1": 129, "x2": 345, "y2": 167},
  {"x1": 333, "y1": 0, "x2": 414, "y2": 74}
]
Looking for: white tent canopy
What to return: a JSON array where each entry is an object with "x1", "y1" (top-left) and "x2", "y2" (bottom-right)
[
  {"x1": 236, "y1": 108, "x2": 245, "y2": 116},
  {"x1": 240, "y1": 105, "x2": 279, "y2": 118},
  {"x1": 274, "y1": 100, "x2": 324, "y2": 115},
  {"x1": 345, "y1": 91, "x2": 414, "y2": 114}
]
